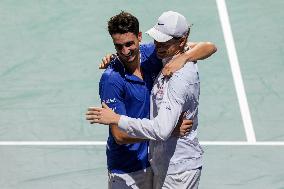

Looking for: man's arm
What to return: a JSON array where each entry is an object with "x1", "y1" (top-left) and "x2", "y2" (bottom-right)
[
  {"x1": 186, "y1": 41, "x2": 217, "y2": 61},
  {"x1": 110, "y1": 124, "x2": 145, "y2": 145},
  {"x1": 118, "y1": 102, "x2": 183, "y2": 141},
  {"x1": 162, "y1": 41, "x2": 217, "y2": 76},
  {"x1": 98, "y1": 73, "x2": 146, "y2": 145},
  {"x1": 118, "y1": 77, "x2": 197, "y2": 141},
  {"x1": 98, "y1": 42, "x2": 217, "y2": 72},
  {"x1": 89, "y1": 93, "x2": 183, "y2": 141},
  {"x1": 88, "y1": 103, "x2": 192, "y2": 139}
]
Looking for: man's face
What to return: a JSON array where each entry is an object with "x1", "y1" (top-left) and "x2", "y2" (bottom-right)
[
  {"x1": 154, "y1": 38, "x2": 182, "y2": 59},
  {"x1": 111, "y1": 32, "x2": 142, "y2": 64}
]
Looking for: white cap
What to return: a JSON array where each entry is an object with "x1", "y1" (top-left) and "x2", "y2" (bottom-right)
[{"x1": 146, "y1": 11, "x2": 190, "y2": 42}]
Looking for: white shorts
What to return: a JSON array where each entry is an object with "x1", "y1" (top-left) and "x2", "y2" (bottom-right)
[
  {"x1": 108, "y1": 167, "x2": 153, "y2": 189},
  {"x1": 153, "y1": 168, "x2": 201, "y2": 189}
]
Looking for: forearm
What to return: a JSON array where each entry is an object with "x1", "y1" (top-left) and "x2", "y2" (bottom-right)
[
  {"x1": 184, "y1": 42, "x2": 217, "y2": 61},
  {"x1": 106, "y1": 112, "x2": 176, "y2": 141},
  {"x1": 110, "y1": 124, "x2": 147, "y2": 145},
  {"x1": 118, "y1": 100, "x2": 182, "y2": 141},
  {"x1": 118, "y1": 117, "x2": 168, "y2": 141}
]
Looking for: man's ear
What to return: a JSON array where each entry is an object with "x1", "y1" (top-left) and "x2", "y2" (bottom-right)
[
  {"x1": 138, "y1": 32, "x2": 142, "y2": 42},
  {"x1": 179, "y1": 36, "x2": 187, "y2": 48}
]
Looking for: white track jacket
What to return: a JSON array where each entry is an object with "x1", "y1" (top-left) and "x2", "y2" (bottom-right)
[{"x1": 118, "y1": 57, "x2": 204, "y2": 176}]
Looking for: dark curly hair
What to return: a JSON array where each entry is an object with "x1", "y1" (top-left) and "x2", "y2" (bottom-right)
[{"x1": 108, "y1": 11, "x2": 139, "y2": 36}]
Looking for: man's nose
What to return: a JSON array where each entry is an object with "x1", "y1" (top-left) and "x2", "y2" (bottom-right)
[{"x1": 121, "y1": 46, "x2": 130, "y2": 55}]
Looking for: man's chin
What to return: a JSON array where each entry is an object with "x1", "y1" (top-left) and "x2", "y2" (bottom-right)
[
  {"x1": 157, "y1": 53, "x2": 167, "y2": 59},
  {"x1": 124, "y1": 55, "x2": 137, "y2": 63}
]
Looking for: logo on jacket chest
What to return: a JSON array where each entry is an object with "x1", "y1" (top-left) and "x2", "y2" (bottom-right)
[{"x1": 153, "y1": 79, "x2": 166, "y2": 100}]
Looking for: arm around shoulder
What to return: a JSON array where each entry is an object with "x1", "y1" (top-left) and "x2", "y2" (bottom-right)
[{"x1": 185, "y1": 41, "x2": 217, "y2": 61}]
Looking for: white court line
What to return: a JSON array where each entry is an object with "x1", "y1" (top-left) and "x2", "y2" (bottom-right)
[
  {"x1": 1, "y1": 141, "x2": 284, "y2": 146},
  {"x1": 0, "y1": 141, "x2": 107, "y2": 146},
  {"x1": 216, "y1": 0, "x2": 256, "y2": 143},
  {"x1": 201, "y1": 141, "x2": 284, "y2": 146}
]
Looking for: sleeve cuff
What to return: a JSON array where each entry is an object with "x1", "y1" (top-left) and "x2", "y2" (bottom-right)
[{"x1": 118, "y1": 115, "x2": 129, "y2": 133}]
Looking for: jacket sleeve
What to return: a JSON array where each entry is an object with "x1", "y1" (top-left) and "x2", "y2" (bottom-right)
[{"x1": 118, "y1": 75, "x2": 194, "y2": 141}]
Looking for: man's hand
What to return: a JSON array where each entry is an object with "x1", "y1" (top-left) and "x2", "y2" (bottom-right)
[
  {"x1": 86, "y1": 102, "x2": 120, "y2": 125},
  {"x1": 172, "y1": 112, "x2": 193, "y2": 137},
  {"x1": 99, "y1": 53, "x2": 116, "y2": 69},
  {"x1": 162, "y1": 54, "x2": 190, "y2": 77}
]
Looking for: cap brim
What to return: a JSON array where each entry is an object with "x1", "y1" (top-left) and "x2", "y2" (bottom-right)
[{"x1": 145, "y1": 27, "x2": 173, "y2": 42}]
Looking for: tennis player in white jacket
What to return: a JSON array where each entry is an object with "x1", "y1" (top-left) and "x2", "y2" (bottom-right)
[{"x1": 87, "y1": 11, "x2": 216, "y2": 189}]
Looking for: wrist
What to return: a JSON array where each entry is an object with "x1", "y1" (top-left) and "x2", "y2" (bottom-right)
[
  {"x1": 183, "y1": 50, "x2": 194, "y2": 62},
  {"x1": 112, "y1": 114, "x2": 121, "y2": 125}
]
